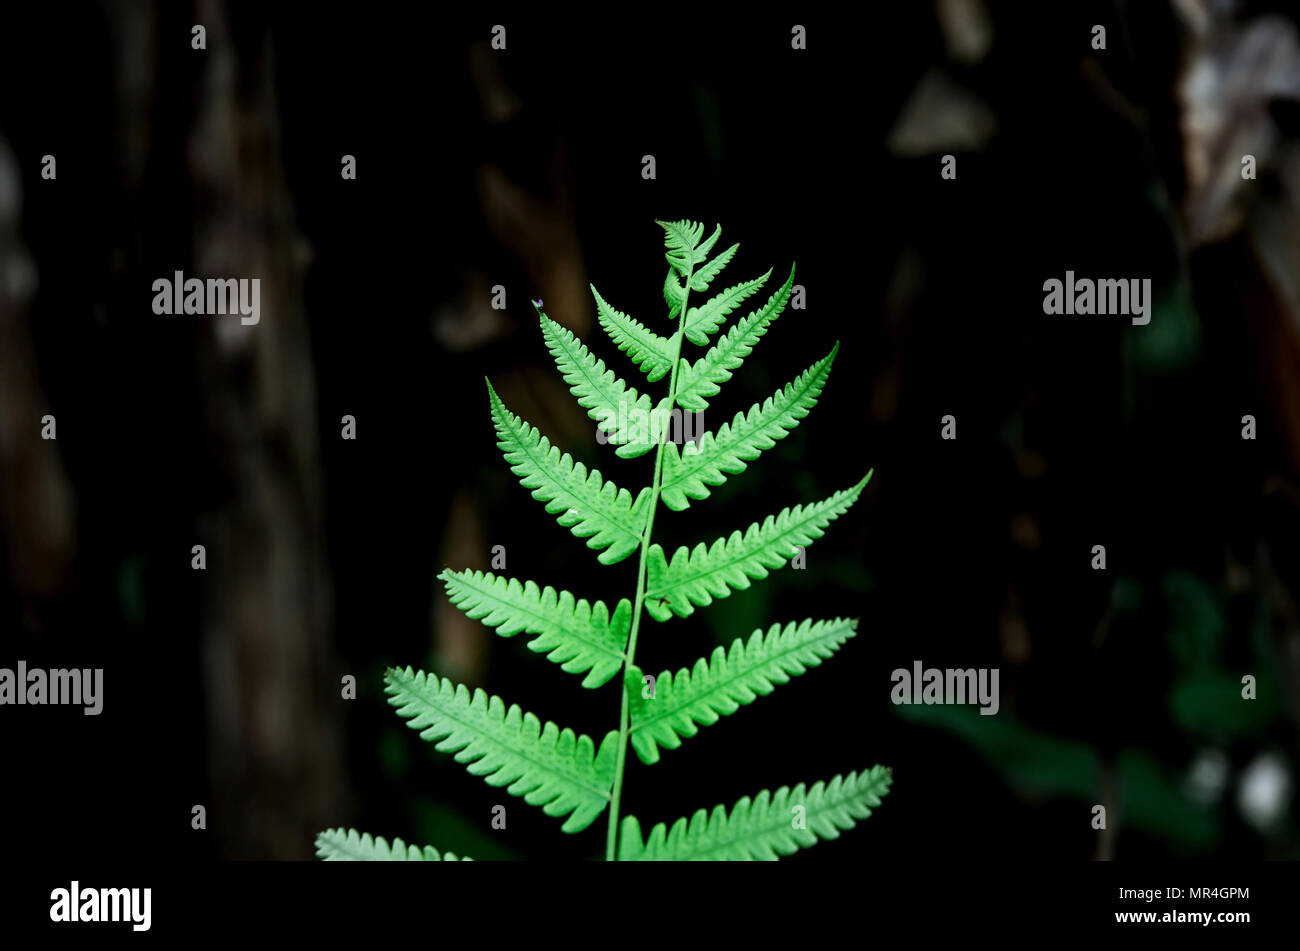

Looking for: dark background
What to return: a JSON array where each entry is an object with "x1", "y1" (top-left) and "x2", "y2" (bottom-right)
[{"x1": 2, "y1": 1, "x2": 1299, "y2": 863}]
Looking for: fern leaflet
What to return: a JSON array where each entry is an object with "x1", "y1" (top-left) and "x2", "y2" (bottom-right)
[
  {"x1": 676, "y1": 264, "x2": 794, "y2": 409},
  {"x1": 645, "y1": 473, "x2": 873, "y2": 620},
  {"x1": 539, "y1": 308, "x2": 666, "y2": 459},
  {"x1": 440, "y1": 569, "x2": 630, "y2": 688},
  {"x1": 591, "y1": 284, "x2": 676, "y2": 382},
  {"x1": 659, "y1": 219, "x2": 718, "y2": 276},
  {"x1": 664, "y1": 270, "x2": 686, "y2": 320},
  {"x1": 618, "y1": 766, "x2": 893, "y2": 860},
  {"x1": 315, "y1": 828, "x2": 471, "y2": 861},
  {"x1": 660, "y1": 344, "x2": 838, "y2": 511},
  {"x1": 688, "y1": 241, "x2": 739, "y2": 292},
  {"x1": 627, "y1": 617, "x2": 858, "y2": 764},
  {"x1": 385, "y1": 667, "x2": 618, "y2": 833},
  {"x1": 488, "y1": 380, "x2": 648, "y2": 564}
]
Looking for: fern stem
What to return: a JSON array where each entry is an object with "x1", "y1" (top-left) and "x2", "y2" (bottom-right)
[{"x1": 605, "y1": 264, "x2": 694, "y2": 860}]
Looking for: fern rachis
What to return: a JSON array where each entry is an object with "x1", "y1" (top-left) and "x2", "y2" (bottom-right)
[{"x1": 319, "y1": 219, "x2": 891, "y2": 862}]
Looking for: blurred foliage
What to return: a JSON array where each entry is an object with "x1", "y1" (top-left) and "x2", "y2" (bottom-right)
[
  {"x1": 1126, "y1": 278, "x2": 1203, "y2": 375},
  {"x1": 896, "y1": 570, "x2": 1294, "y2": 855},
  {"x1": 1165, "y1": 572, "x2": 1281, "y2": 740}
]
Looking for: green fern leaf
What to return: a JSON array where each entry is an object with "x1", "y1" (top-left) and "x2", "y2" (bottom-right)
[
  {"x1": 682, "y1": 270, "x2": 776, "y2": 347},
  {"x1": 663, "y1": 270, "x2": 685, "y2": 320},
  {"x1": 591, "y1": 284, "x2": 676, "y2": 382},
  {"x1": 688, "y1": 242, "x2": 739, "y2": 292},
  {"x1": 644, "y1": 473, "x2": 872, "y2": 621},
  {"x1": 322, "y1": 217, "x2": 891, "y2": 864},
  {"x1": 627, "y1": 617, "x2": 858, "y2": 764},
  {"x1": 386, "y1": 667, "x2": 617, "y2": 833},
  {"x1": 694, "y1": 222, "x2": 722, "y2": 259},
  {"x1": 618, "y1": 766, "x2": 892, "y2": 860},
  {"x1": 315, "y1": 827, "x2": 471, "y2": 861},
  {"x1": 677, "y1": 265, "x2": 795, "y2": 410},
  {"x1": 660, "y1": 345, "x2": 837, "y2": 511},
  {"x1": 659, "y1": 219, "x2": 704, "y2": 275},
  {"x1": 488, "y1": 380, "x2": 648, "y2": 563},
  {"x1": 658, "y1": 219, "x2": 718, "y2": 276},
  {"x1": 539, "y1": 309, "x2": 665, "y2": 459},
  {"x1": 440, "y1": 569, "x2": 630, "y2": 688}
]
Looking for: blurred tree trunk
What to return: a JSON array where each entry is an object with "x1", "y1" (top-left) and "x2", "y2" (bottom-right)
[
  {"x1": 0, "y1": 134, "x2": 76, "y2": 627},
  {"x1": 182, "y1": 0, "x2": 345, "y2": 858}
]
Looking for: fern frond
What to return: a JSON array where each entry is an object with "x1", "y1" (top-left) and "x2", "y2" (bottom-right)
[
  {"x1": 660, "y1": 345, "x2": 837, "y2": 512},
  {"x1": 539, "y1": 310, "x2": 665, "y2": 459},
  {"x1": 618, "y1": 766, "x2": 893, "y2": 860},
  {"x1": 440, "y1": 569, "x2": 630, "y2": 688},
  {"x1": 627, "y1": 618, "x2": 858, "y2": 764},
  {"x1": 386, "y1": 667, "x2": 617, "y2": 832},
  {"x1": 682, "y1": 270, "x2": 775, "y2": 347},
  {"x1": 689, "y1": 242, "x2": 739, "y2": 292},
  {"x1": 315, "y1": 827, "x2": 471, "y2": 861},
  {"x1": 658, "y1": 219, "x2": 714, "y2": 276},
  {"x1": 321, "y1": 217, "x2": 889, "y2": 865},
  {"x1": 488, "y1": 380, "x2": 648, "y2": 564},
  {"x1": 644, "y1": 473, "x2": 872, "y2": 621},
  {"x1": 591, "y1": 285, "x2": 676, "y2": 382},
  {"x1": 677, "y1": 265, "x2": 795, "y2": 409}
]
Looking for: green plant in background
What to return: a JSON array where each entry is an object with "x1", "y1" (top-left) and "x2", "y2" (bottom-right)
[
  {"x1": 893, "y1": 572, "x2": 1292, "y2": 854},
  {"x1": 317, "y1": 219, "x2": 889, "y2": 861}
]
